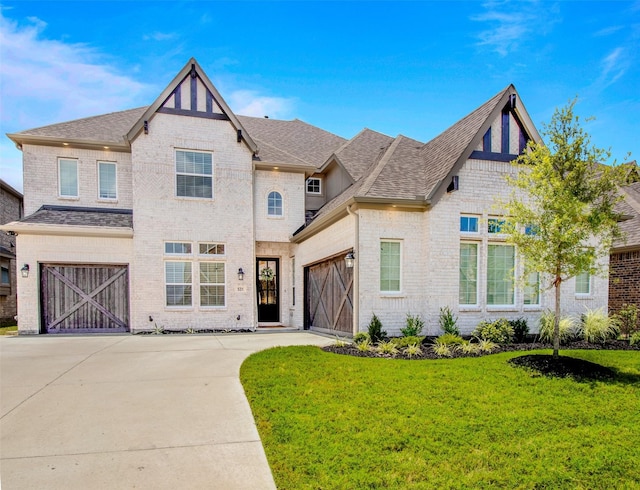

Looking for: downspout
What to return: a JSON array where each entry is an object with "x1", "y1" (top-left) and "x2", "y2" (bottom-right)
[{"x1": 347, "y1": 204, "x2": 359, "y2": 335}]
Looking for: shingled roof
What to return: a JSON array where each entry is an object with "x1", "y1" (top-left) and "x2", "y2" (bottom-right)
[
  {"x1": 615, "y1": 181, "x2": 640, "y2": 250},
  {"x1": 19, "y1": 206, "x2": 133, "y2": 228}
]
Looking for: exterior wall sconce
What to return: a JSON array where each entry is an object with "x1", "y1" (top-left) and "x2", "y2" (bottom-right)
[
  {"x1": 237, "y1": 268, "x2": 245, "y2": 280},
  {"x1": 345, "y1": 252, "x2": 355, "y2": 269},
  {"x1": 21, "y1": 264, "x2": 30, "y2": 278}
]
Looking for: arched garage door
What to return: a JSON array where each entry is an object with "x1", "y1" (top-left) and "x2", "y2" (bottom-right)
[
  {"x1": 304, "y1": 253, "x2": 353, "y2": 334},
  {"x1": 41, "y1": 264, "x2": 129, "y2": 333}
]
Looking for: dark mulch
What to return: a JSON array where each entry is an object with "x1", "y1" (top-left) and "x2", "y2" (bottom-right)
[
  {"x1": 324, "y1": 339, "x2": 639, "y2": 361},
  {"x1": 507, "y1": 354, "x2": 616, "y2": 381}
]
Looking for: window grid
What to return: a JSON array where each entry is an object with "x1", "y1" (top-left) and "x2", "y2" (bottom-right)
[
  {"x1": 459, "y1": 243, "x2": 478, "y2": 305},
  {"x1": 575, "y1": 272, "x2": 590, "y2": 294},
  {"x1": 98, "y1": 162, "x2": 117, "y2": 199},
  {"x1": 176, "y1": 150, "x2": 213, "y2": 198},
  {"x1": 59, "y1": 158, "x2": 78, "y2": 197},
  {"x1": 165, "y1": 262, "x2": 192, "y2": 306},
  {"x1": 200, "y1": 262, "x2": 225, "y2": 307},
  {"x1": 268, "y1": 191, "x2": 283, "y2": 216},
  {"x1": 306, "y1": 178, "x2": 322, "y2": 194},
  {"x1": 380, "y1": 241, "x2": 401, "y2": 292},
  {"x1": 487, "y1": 244, "x2": 515, "y2": 305}
]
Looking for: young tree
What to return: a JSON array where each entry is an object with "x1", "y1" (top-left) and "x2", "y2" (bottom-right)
[{"x1": 504, "y1": 99, "x2": 626, "y2": 358}]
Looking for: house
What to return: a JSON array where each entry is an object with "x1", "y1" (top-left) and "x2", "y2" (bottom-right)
[
  {"x1": 0, "y1": 179, "x2": 23, "y2": 327},
  {"x1": 609, "y1": 173, "x2": 640, "y2": 314},
  {"x1": 1, "y1": 58, "x2": 610, "y2": 336}
]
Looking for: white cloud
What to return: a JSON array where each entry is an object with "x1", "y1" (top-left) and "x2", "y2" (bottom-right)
[
  {"x1": 143, "y1": 32, "x2": 177, "y2": 41},
  {"x1": 227, "y1": 90, "x2": 296, "y2": 119},
  {"x1": 594, "y1": 25, "x2": 624, "y2": 37},
  {"x1": 471, "y1": 1, "x2": 559, "y2": 56},
  {"x1": 597, "y1": 47, "x2": 628, "y2": 87}
]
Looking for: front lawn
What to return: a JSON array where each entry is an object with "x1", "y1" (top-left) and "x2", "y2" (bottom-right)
[{"x1": 240, "y1": 347, "x2": 640, "y2": 489}]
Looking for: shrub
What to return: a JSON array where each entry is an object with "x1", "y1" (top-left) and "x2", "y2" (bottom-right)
[
  {"x1": 367, "y1": 314, "x2": 387, "y2": 343},
  {"x1": 334, "y1": 336, "x2": 348, "y2": 348},
  {"x1": 456, "y1": 341, "x2": 480, "y2": 355},
  {"x1": 630, "y1": 331, "x2": 640, "y2": 346},
  {"x1": 390, "y1": 336, "x2": 424, "y2": 348},
  {"x1": 538, "y1": 312, "x2": 576, "y2": 344},
  {"x1": 401, "y1": 313, "x2": 425, "y2": 337},
  {"x1": 353, "y1": 332, "x2": 370, "y2": 345},
  {"x1": 578, "y1": 307, "x2": 619, "y2": 344},
  {"x1": 478, "y1": 339, "x2": 498, "y2": 353},
  {"x1": 403, "y1": 343, "x2": 423, "y2": 358},
  {"x1": 356, "y1": 339, "x2": 372, "y2": 352},
  {"x1": 376, "y1": 340, "x2": 399, "y2": 356},
  {"x1": 432, "y1": 341, "x2": 453, "y2": 358},
  {"x1": 439, "y1": 306, "x2": 460, "y2": 336},
  {"x1": 436, "y1": 333, "x2": 465, "y2": 345},
  {"x1": 472, "y1": 318, "x2": 514, "y2": 344},
  {"x1": 509, "y1": 318, "x2": 529, "y2": 342},
  {"x1": 616, "y1": 303, "x2": 639, "y2": 339}
]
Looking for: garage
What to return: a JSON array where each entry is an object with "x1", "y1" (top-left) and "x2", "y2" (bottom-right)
[
  {"x1": 40, "y1": 264, "x2": 129, "y2": 333},
  {"x1": 304, "y1": 253, "x2": 353, "y2": 334}
]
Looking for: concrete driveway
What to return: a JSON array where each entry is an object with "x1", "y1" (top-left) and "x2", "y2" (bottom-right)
[{"x1": 0, "y1": 332, "x2": 334, "y2": 489}]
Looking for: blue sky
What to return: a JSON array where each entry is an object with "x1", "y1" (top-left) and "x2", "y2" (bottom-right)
[{"x1": 1, "y1": 1, "x2": 639, "y2": 192}]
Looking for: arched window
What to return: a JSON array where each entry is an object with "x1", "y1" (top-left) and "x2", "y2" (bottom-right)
[{"x1": 267, "y1": 191, "x2": 283, "y2": 216}]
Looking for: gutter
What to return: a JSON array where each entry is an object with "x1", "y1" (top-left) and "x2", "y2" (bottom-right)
[{"x1": 0, "y1": 222, "x2": 133, "y2": 238}]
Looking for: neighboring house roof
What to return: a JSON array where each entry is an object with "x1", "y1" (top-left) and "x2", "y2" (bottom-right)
[
  {"x1": 0, "y1": 179, "x2": 24, "y2": 200},
  {"x1": 238, "y1": 116, "x2": 346, "y2": 168},
  {"x1": 0, "y1": 246, "x2": 15, "y2": 259},
  {"x1": 20, "y1": 205, "x2": 133, "y2": 228},
  {"x1": 614, "y1": 181, "x2": 640, "y2": 251}
]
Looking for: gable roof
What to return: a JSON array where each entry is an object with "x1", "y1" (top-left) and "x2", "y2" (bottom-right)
[{"x1": 614, "y1": 181, "x2": 640, "y2": 251}]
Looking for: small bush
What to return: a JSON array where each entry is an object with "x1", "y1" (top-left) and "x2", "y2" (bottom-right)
[
  {"x1": 403, "y1": 343, "x2": 423, "y2": 358},
  {"x1": 390, "y1": 336, "x2": 424, "y2": 348},
  {"x1": 616, "y1": 303, "x2": 639, "y2": 338},
  {"x1": 432, "y1": 341, "x2": 453, "y2": 358},
  {"x1": 356, "y1": 339, "x2": 372, "y2": 352},
  {"x1": 376, "y1": 340, "x2": 399, "y2": 356},
  {"x1": 472, "y1": 318, "x2": 514, "y2": 344},
  {"x1": 401, "y1": 313, "x2": 425, "y2": 337},
  {"x1": 439, "y1": 306, "x2": 460, "y2": 336},
  {"x1": 367, "y1": 314, "x2": 387, "y2": 344},
  {"x1": 538, "y1": 312, "x2": 576, "y2": 344},
  {"x1": 353, "y1": 332, "x2": 370, "y2": 345},
  {"x1": 456, "y1": 341, "x2": 480, "y2": 355},
  {"x1": 579, "y1": 307, "x2": 619, "y2": 343},
  {"x1": 630, "y1": 331, "x2": 640, "y2": 346},
  {"x1": 436, "y1": 333, "x2": 465, "y2": 345},
  {"x1": 478, "y1": 340, "x2": 498, "y2": 353},
  {"x1": 510, "y1": 318, "x2": 529, "y2": 342}
]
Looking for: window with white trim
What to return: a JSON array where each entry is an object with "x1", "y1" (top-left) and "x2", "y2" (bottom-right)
[
  {"x1": 200, "y1": 262, "x2": 225, "y2": 307},
  {"x1": 58, "y1": 158, "x2": 78, "y2": 198},
  {"x1": 524, "y1": 271, "x2": 540, "y2": 306},
  {"x1": 459, "y1": 242, "x2": 478, "y2": 305},
  {"x1": 165, "y1": 262, "x2": 192, "y2": 306},
  {"x1": 199, "y1": 243, "x2": 225, "y2": 256},
  {"x1": 268, "y1": 191, "x2": 283, "y2": 216},
  {"x1": 487, "y1": 244, "x2": 515, "y2": 305},
  {"x1": 306, "y1": 178, "x2": 322, "y2": 195},
  {"x1": 0, "y1": 258, "x2": 10, "y2": 296},
  {"x1": 176, "y1": 150, "x2": 212, "y2": 198},
  {"x1": 380, "y1": 240, "x2": 401, "y2": 292},
  {"x1": 460, "y1": 215, "x2": 479, "y2": 233},
  {"x1": 165, "y1": 242, "x2": 192, "y2": 255},
  {"x1": 98, "y1": 161, "x2": 117, "y2": 199},
  {"x1": 575, "y1": 272, "x2": 590, "y2": 295},
  {"x1": 488, "y1": 217, "x2": 507, "y2": 234}
]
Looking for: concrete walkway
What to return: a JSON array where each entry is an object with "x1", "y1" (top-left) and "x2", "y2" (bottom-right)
[{"x1": 0, "y1": 332, "x2": 334, "y2": 489}]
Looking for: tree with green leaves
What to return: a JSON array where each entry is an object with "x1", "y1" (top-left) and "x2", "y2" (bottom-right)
[{"x1": 504, "y1": 99, "x2": 626, "y2": 358}]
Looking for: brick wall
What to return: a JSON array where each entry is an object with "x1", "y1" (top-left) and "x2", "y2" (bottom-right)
[
  {"x1": 0, "y1": 184, "x2": 22, "y2": 325},
  {"x1": 609, "y1": 250, "x2": 640, "y2": 312}
]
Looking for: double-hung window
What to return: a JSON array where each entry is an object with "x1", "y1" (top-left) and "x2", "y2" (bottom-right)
[
  {"x1": 165, "y1": 261, "x2": 192, "y2": 307},
  {"x1": 200, "y1": 262, "x2": 225, "y2": 307},
  {"x1": 380, "y1": 240, "x2": 401, "y2": 293},
  {"x1": 459, "y1": 243, "x2": 478, "y2": 305},
  {"x1": 98, "y1": 162, "x2": 117, "y2": 200},
  {"x1": 59, "y1": 158, "x2": 78, "y2": 198},
  {"x1": 176, "y1": 150, "x2": 213, "y2": 198},
  {"x1": 487, "y1": 244, "x2": 515, "y2": 305}
]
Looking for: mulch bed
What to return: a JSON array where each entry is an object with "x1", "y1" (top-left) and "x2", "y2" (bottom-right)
[{"x1": 507, "y1": 354, "x2": 617, "y2": 381}]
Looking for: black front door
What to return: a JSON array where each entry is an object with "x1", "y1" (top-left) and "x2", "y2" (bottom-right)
[{"x1": 257, "y1": 258, "x2": 279, "y2": 323}]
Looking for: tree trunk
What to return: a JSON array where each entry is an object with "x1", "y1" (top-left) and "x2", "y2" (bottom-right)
[{"x1": 553, "y1": 274, "x2": 562, "y2": 359}]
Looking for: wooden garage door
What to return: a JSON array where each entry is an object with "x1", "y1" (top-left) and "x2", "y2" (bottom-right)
[
  {"x1": 305, "y1": 254, "x2": 353, "y2": 334},
  {"x1": 41, "y1": 264, "x2": 129, "y2": 333}
]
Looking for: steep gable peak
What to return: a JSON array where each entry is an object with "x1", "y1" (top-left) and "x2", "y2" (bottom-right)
[{"x1": 127, "y1": 58, "x2": 257, "y2": 153}]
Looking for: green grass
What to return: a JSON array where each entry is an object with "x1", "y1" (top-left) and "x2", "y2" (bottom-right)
[
  {"x1": 0, "y1": 325, "x2": 18, "y2": 335},
  {"x1": 240, "y1": 347, "x2": 640, "y2": 489}
]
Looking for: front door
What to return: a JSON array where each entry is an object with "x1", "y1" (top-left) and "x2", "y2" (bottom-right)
[{"x1": 257, "y1": 258, "x2": 279, "y2": 323}]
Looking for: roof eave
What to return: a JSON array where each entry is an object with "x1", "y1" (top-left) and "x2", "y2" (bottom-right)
[
  {"x1": 7, "y1": 133, "x2": 130, "y2": 152},
  {"x1": 0, "y1": 221, "x2": 133, "y2": 238},
  {"x1": 254, "y1": 161, "x2": 316, "y2": 174}
]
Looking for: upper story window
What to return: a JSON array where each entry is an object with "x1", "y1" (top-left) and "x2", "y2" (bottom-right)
[
  {"x1": 380, "y1": 240, "x2": 401, "y2": 293},
  {"x1": 306, "y1": 178, "x2": 322, "y2": 195},
  {"x1": 268, "y1": 191, "x2": 283, "y2": 216},
  {"x1": 98, "y1": 162, "x2": 117, "y2": 200},
  {"x1": 58, "y1": 158, "x2": 78, "y2": 198},
  {"x1": 460, "y1": 215, "x2": 479, "y2": 233},
  {"x1": 176, "y1": 150, "x2": 213, "y2": 198}
]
